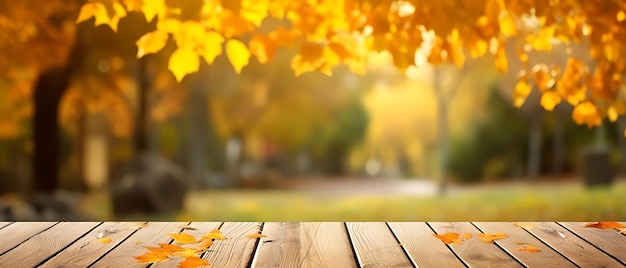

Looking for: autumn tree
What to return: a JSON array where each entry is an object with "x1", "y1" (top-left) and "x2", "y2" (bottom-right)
[{"x1": 74, "y1": 0, "x2": 626, "y2": 194}]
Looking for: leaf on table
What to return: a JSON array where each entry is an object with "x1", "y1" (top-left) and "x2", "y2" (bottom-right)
[
  {"x1": 434, "y1": 232, "x2": 472, "y2": 245},
  {"x1": 246, "y1": 233, "x2": 267, "y2": 238},
  {"x1": 126, "y1": 222, "x2": 148, "y2": 229},
  {"x1": 513, "y1": 222, "x2": 535, "y2": 229},
  {"x1": 619, "y1": 228, "x2": 626, "y2": 234},
  {"x1": 169, "y1": 233, "x2": 198, "y2": 244},
  {"x1": 179, "y1": 224, "x2": 198, "y2": 230},
  {"x1": 478, "y1": 232, "x2": 508, "y2": 243},
  {"x1": 203, "y1": 228, "x2": 226, "y2": 240},
  {"x1": 145, "y1": 243, "x2": 184, "y2": 254},
  {"x1": 518, "y1": 244, "x2": 541, "y2": 252},
  {"x1": 98, "y1": 237, "x2": 112, "y2": 244},
  {"x1": 178, "y1": 256, "x2": 210, "y2": 268},
  {"x1": 134, "y1": 251, "x2": 170, "y2": 264},
  {"x1": 584, "y1": 222, "x2": 626, "y2": 229},
  {"x1": 174, "y1": 248, "x2": 206, "y2": 258}
]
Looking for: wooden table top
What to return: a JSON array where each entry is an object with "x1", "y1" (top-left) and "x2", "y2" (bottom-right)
[{"x1": 0, "y1": 222, "x2": 624, "y2": 267}]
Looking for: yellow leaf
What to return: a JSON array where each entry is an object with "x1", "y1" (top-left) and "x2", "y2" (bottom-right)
[
  {"x1": 246, "y1": 233, "x2": 267, "y2": 238},
  {"x1": 584, "y1": 222, "x2": 626, "y2": 229},
  {"x1": 157, "y1": 18, "x2": 181, "y2": 34},
  {"x1": 199, "y1": 32, "x2": 224, "y2": 65},
  {"x1": 608, "y1": 106, "x2": 619, "y2": 122},
  {"x1": 136, "y1": 30, "x2": 169, "y2": 58},
  {"x1": 178, "y1": 256, "x2": 210, "y2": 268},
  {"x1": 240, "y1": 0, "x2": 268, "y2": 26},
  {"x1": 169, "y1": 232, "x2": 198, "y2": 244},
  {"x1": 203, "y1": 228, "x2": 226, "y2": 240},
  {"x1": 572, "y1": 101, "x2": 602, "y2": 128},
  {"x1": 540, "y1": 91, "x2": 561, "y2": 111},
  {"x1": 77, "y1": 2, "x2": 109, "y2": 25},
  {"x1": 134, "y1": 251, "x2": 170, "y2": 263},
  {"x1": 173, "y1": 21, "x2": 205, "y2": 49},
  {"x1": 98, "y1": 237, "x2": 112, "y2": 244},
  {"x1": 495, "y1": 44, "x2": 508, "y2": 73},
  {"x1": 174, "y1": 248, "x2": 205, "y2": 258},
  {"x1": 168, "y1": 48, "x2": 200, "y2": 82},
  {"x1": 105, "y1": 1, "x2": 127, "y2": 32},
  {"x1": 226, "y1": 39, "x2": 251, "y2": 74},
  {"x1": 513, "y1": 79, "x2": 532, "y2": 108},
  {"x1": 478, "y1": 232, "x2": 508, "y2": 243},
  {"x1": 142, "y1": 0, "x2": 166, "y2": 22},
  {"x1": 499, "y1": 12, "x2": 518, "y2": 36},
  {"x1": 145, "y1": 243, "x2": 184, "y2": 254},
  {"x1": 249, "y1": 34, "x2": 277, "y2": 64},
  {"x1": 618, "y1": 10, "x2": 626, "y2": 22},
  {"x1": 518, "y1": 244, "x2": 541, "y2": 252}
]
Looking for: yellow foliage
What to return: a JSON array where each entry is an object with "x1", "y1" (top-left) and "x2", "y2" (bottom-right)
[
  {"x1": 168, "y1": 48, "x2": 200, "y2": 82},
  {"x1": 572, "y1": 101, "x2": 602, "y2": 128},
  {"x1": 513, "y1": 79, "x2": 531, "y2": 108},
  {"x1": 540, "y1": 91, "x2": 561, "y2": 112},
  {"x1": 198, "y1": 31, "x2": 225, "y2": 65},
  {"x1": 135, "y1": 30, "x2": 169, "y2": 58},
  {"x1": 226, "y1": 39, "x2": 251, "y2": 73}
]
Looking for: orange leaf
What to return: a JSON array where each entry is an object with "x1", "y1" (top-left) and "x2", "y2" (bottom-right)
[
  {"x1": 478, "y1": 233, "x2": 508, "y2": 243},
  {"x1": 434, "y1": 232, "x2": 471, "y2": 245},
  {"x1": 246, "y1": 233, "x2": 267, "y2": 238},
  {"x1": 518, "y1": 244, "x2": 541, "y2": 252},
  {"x1": 134, "y1": 251, "x2": 170, "y2": 264},
  {"x1": 174, "y1": 248, "x2": 205, "y2": 258},
  {"x1": 203, "y1": 228, "x2": 226, "y2": 240},
  {"x1": 585, "y1": 222, "x2": 626, "y2": 229},
  {"x1": 145, "y1": 243, "x2": 184, "y2": 254},
  {"x1": 178, "y1": 256, "x2": 210, "y2": 268},
  {"x1": 98, "y1": 237, "x2": 112, "y2": 244},
  {"x1": 169, "y1": 233, "x2": 198, "y2": 244}
]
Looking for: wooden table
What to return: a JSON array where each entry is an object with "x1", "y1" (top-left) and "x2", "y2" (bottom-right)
[{"x1": 0, "y1": 222, "x2": 624, "y2": 267}]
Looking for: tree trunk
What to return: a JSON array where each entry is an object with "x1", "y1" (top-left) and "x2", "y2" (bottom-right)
[
  {"x1": 135, "y1": 58, "x2": 150, "y2": 154},
  {"x1": 551, "y1": 111, "x2": 565, "y2": 178},
  {"x1": 32, "y1": 67, "x2": 72, "y2": 193},
  {"x1": 434, "y1": 67, "x2": 449, "y2": 196},
  {"x1": 527, "y1": 114, "x2": 542, "y2": 180}
]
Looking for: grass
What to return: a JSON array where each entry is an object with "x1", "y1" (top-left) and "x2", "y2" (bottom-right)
[{"x1": 83, "y1": 179, "x2": 626, "y2": 222}]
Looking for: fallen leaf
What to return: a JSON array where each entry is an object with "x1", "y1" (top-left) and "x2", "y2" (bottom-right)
[
  {"x1": 478, "y1": 233, "x2": 508, "y2": 243},
  {"x1": 203, "y1": 228, "x2": 226, "y2": 240},
  {"x1": 518, "y1": 244, "x2": 541, "y2": 252},
  {"x1": 134, "y1": 251, "x2": 170, "y2": 264},
  {"x1": 178, "y1": 256, "x2": 210, "y2": 268},
  {"x1": 169, "y1": 233, "x2": 198, "y2": 244},
  {"x1": 246, "y1": 233, "x2": 267, "y2": 238},
  {"x1": 584, "y1": 222, "x2": 626, "y2": 229},
  {"x1": 145, "y1": 243, "x2": 184, "y2": 254},
  {"x1": 174, "y1": 248, "x2": 205, "y2": 258},
  {"x1": 434, "y1": 232, "x2": 471, "y2": 245},
  {"x1": 98, "y1": 237, "x2": 112, "y2": 244},
  {"x1": 513, "y1": 222, "x2": 535, "y2": 229},
  {"x1": 126, "y1": 222, "x2": 148, "y2": 229},
  {"x1": 620, "y1": 228, "x2": 626, "y2": 234},
  {"x1": 179, "y1": 224, "x2": 198, "y2": 230}
]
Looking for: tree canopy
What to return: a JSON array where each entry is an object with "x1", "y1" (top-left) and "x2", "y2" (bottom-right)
[{"x1": 76, "y1": 0, "x2": 626, "y2": 128}]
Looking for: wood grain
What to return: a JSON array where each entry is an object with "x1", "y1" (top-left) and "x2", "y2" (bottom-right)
[
  {"x1": 346, "y1": 222, "x2": 411, "y2": 268},
  {"x1": 204, "y1": 222, "x2": 261, "y2": 268},
  {"x1": 40, "y1": 222, "x2": 143, "y2": 267},
  {"x1": 472, "y1": 222, "x2": 576, "y2": 267},
  {"x1": 428, "y1": 222, "x2": 523, "y2": 268},
  {"x1": 388, "y1": 222, "x2": 465, "y2": 268},
  {"x1": 0, "y1": 222, "x2": 99, "y2": 267},
  {"x1": 521, "y1": 222, "x2": 624, "y2": 267},
  {"x1": 151, "y1": 222, "x2": 222, "y2": 268},
  {"x1": 0, "y1": 222, "x2": 58, "y2": 255},
  {"x1": 558, "y1": 222, "x2": 626, "y2": 265},
  {"x1": 91, "y1": 222, "x2": 191, "y2": 268},
  {"x1": 251, "y1": 222, "x2": 357, "y2": 268}
]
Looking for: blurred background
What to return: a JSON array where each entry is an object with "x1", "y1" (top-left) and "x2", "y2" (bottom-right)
[{"x1": 1, "y1": 2, "x2": 625, "y2": 222}]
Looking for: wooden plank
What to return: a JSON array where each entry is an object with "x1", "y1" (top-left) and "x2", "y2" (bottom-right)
[
  {"x1": 0, "y1": 222, "x2": 100, "y2": 267},
  {"x1": 0, "y1": 222, "x2": 13, "y2": 230},
  {"x1": 558, "y1": 222, "x2": 626, "y2": 265},
  {"x1": 346, "y1": 222, "x2": 411, "y2": 268},
  {"x1": 251, "y1": 222, "x2": 357, "y2": 268},
  {"x1": 388, "y1": 222, "x2": 465, "y2": 268},
  {"x1": 203, "y1": 222, "x2": 261, "y2": 268},
  {"x1": 151, "y1": 222, "x2": 222, "y2": 268},
  {"x1": 428, "y1": 222, "x2": 522, "y2": 268},
  {"x1": 0, "y1": 222, "x2": 58, "y2": 255},
  {"x1": 91, "y1": 222, "x2": 192, "y2": 268},
  {"x1": 520, "y1": 222, "x2": 624, "y2": 267},
  {"x1": 39, "y1": 222, "x2": 146, "y2": 267},
  {"x1": 472, "y1": 222, "x2": 576, "y2": 267}
]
